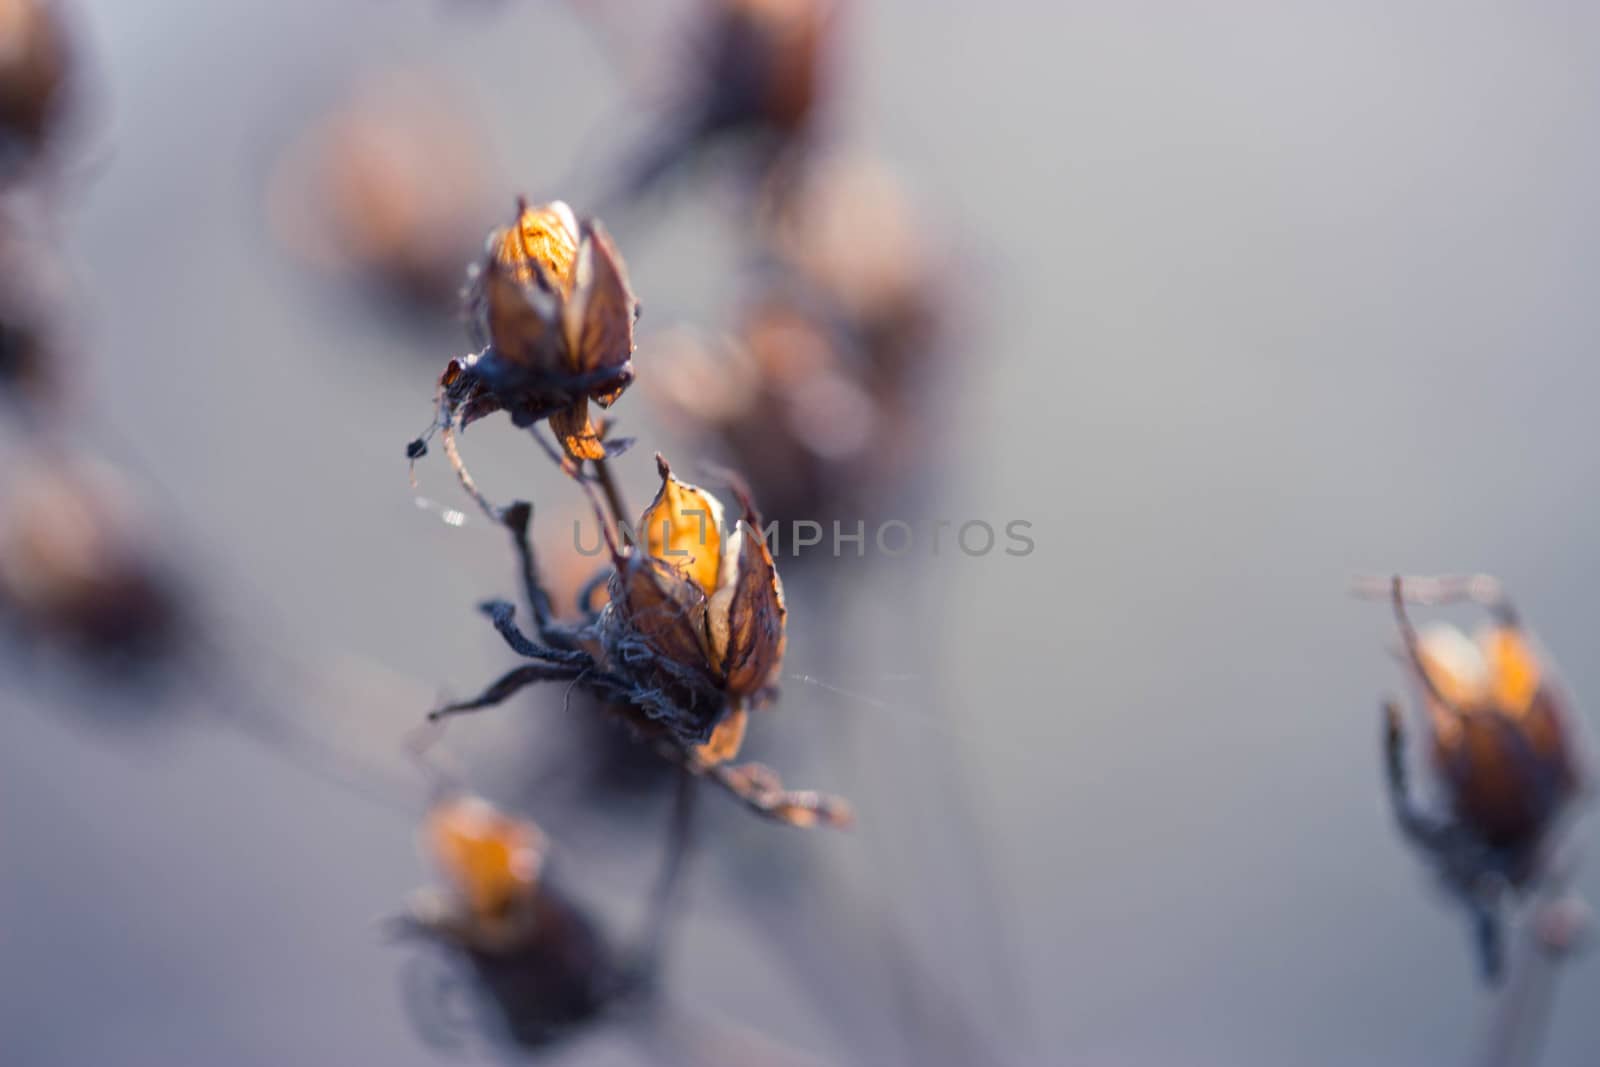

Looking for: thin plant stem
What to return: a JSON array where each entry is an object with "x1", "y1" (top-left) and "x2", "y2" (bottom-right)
[
  {"x1": 634, "y1": 767, "x2": 698, "y2": 974},
  {"x1": 593, "y1": 455, "x2": 634, "y2": 546}
]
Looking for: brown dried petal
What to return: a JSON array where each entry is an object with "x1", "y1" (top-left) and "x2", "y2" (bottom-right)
[
  {"x1": 706, "y1": 519, "x2": 786, "y2": 698},
  {"x1": 613, "y1": 553, "x2": 714, "y2": 676},
  {"x1": 562, "y1": 220, "x2": 636, "y2": 383},
  {"x1": 479, "y1": 255, "x2": 562, "y2": 372}
]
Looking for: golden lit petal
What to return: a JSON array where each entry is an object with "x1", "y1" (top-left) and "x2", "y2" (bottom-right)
[
  {"x1": 1480, "y1": 626, "x2": 1543, "y2": 716},
  {"x1": 490, "y1": 199, "x2": 579, "y2": 293},
  {"x1": 1416, "y1": 622, "x2": 1491, "y2": 713},
  {"x1": 695, "y1": 706, "x2": 748, "y2": 765},
  {"x1": 424, "y1": 795, "x2": 544, "y2": 921},
  {"x1": 705, "y1": 519, "x2": 786, "y2": 697},
  {"x1": 563, "y1": 219, "x2": 637, "y2": 377},
  {"x1": 638, "y1": 455, "x2": 724, "y2": 597}
]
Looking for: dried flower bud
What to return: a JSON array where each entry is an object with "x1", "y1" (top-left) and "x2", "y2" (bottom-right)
[
  {"x1": 602, "y1": 455, "x2": 785, "y2": 760},
  {"x1": 440, "y1": 199, "x2": 638, "y2": 462},
  {"x1": 0, "y1": 0, "x2": 70, "y2": 173},
  {"x1": 1410, "y1": 619, "x2": 1581, "y2": 856}
]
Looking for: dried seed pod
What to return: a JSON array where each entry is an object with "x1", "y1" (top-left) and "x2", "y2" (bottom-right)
[
  {"x1": 0, "y1": 0, "x2": 71, "y2": 174},
  {"x1": 0, "y1": 456, "x2": 182, "y2": 663},
  {"x1": 601, "y1": 455, "x2": 785, "y2": 759},
  {"x1": 428, "y1": 198, "x2": 638, "y2": 467}
]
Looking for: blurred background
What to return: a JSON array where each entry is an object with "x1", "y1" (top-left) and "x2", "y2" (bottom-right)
[{"x1": 5, "y1": 2, "x2": 1600, "y2": 1064}]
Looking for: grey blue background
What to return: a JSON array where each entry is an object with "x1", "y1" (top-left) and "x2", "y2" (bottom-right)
[{"x1": 5, "y1": 2, "x2": 1600, "y2": 1064}]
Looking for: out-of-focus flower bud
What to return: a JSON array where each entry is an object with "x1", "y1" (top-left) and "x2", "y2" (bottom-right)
[
  {"x1": 0, "y1": 0, "x2": 70, "y2": 175},
  {"x1": 611, "y1": 0, "x2": 835, "y2": 205},
  {"x1": 602, "y1": 455, "x2": 785, "y2": 762},
  {"x1": 765, "y1": 154, "x2": 939, "y2": 377},
  {"x1": 267, "y1": 72, "x2": 489, "y2": 309},
  {"x1": 0, "y1": 456, "x2": 181, "y2": 662},
  {"x1": 1411, "y1": 619, "x2": 1582, "y2": 860},
  {"x1": 423, "y1": 793, "x2": 546, "y2": 937},
  {"x1": 398, "y1": 793, "x2": 615, "y2": 1044},
  {"x1": 647, "y1": 298, "x2": 883, "y2": 525},
  {"x1": 0, "y1": 303, "x2": 48, "y2": 403},
  {"x1": 441, "y1": 199, "x2": 638, "y2": 462}
]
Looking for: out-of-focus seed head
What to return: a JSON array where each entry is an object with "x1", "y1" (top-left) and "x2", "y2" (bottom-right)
[
  {"x1": 768, "y1": 154, "x2": 934, "y2": 347},
  {"x1": 267, "y1": 72, "x2": 489, "y2": 308},
  {"x1": 0, "y1": 306, "x2": 49, "y2": 402},
  {"x1": 711, "y1": 0, "x2": 832, "y2": 134},
  {"x1": 645, "y1": 297, "x2": 889, "y2": 526},
  {"x1": 0, "y1": 456, "x2": 181, "y2": 660},
  {"x1": 0, "y1": 0, "x2": 70, "y2": 173},
  {"x1": 1409, "y1": 617, "x2": 1583, "y2": 858}
]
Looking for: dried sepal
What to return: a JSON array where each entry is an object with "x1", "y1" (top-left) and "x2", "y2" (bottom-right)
[
  {"x1": 694, "y1": 704, "x2": 747, "y2": 766},
  {"x1": 548, "y1": 400, "x2": 605, "y2": 462}
]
